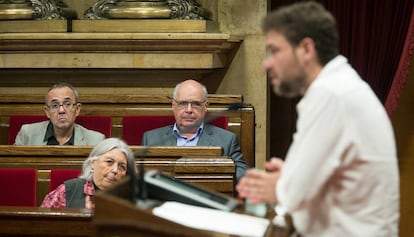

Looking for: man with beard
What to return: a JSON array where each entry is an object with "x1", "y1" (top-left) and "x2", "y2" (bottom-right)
[
  {"x1": 14, "y1": 82, "x2": 105, "y2": 145},
  {"x1": 236, "y1": 2, "x2": 399, "y2": 237}
]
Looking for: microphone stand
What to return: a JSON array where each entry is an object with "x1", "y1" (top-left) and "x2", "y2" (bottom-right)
[{"x1": 134, "y1": 146, "x2": 159, "y2": 209}]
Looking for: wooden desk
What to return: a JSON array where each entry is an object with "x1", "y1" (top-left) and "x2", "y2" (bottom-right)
[
  {"x1": 0, "y1": 145, "x2": 235, "y2": 205},
  {"x1": 95, "y1": 177, "x2": 292, "y2": 237},
  {"x1": 0, "y1": 204, "x2": 291, "y2": 237},
  {"x1": 0, "y1": 206, "x2": 92, "y2": 237}
]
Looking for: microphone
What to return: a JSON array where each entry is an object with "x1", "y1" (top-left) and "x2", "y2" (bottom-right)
[
  {"x1": 129, "y1": 146, "x2": 148, "y2": 203},
  {"x1": 204, "y1": 102, "x2": 251, "y2": 125},
  {"x1": 228, "y1": 102, "x2": 251, "y2": 111},
  {"x1": 132, "y1": 146, "x2": 160, "y2": 209},
  {"x1": 136, "y1": 147, "x2": 149, "y2": 200}
]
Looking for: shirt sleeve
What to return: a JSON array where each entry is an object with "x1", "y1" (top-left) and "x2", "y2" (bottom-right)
[
  {"x1": 277, "y1": 90, "x2": 350, "y2": 212},
  {"x1": 14, "y1": 125, "x2": 27, "y2": 145},
  {"x1": 40, "y1": 184, "x2": 66, "y2": 208},
  {"x1": 228, "y1": 133, "x2": 249, "y2": 180}
]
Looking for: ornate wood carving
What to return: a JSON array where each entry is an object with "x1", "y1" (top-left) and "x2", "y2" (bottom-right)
[
  {"x1": 83, "y1": 0, "x2": 211, "y2": 20},
  {"x1": 0, "y1": 0, "x2": 69, "y2": 19}
]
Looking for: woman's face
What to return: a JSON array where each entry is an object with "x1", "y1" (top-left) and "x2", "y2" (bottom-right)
[{"x1": 90, "y1": 148, "x2": 128, "y2": 190}]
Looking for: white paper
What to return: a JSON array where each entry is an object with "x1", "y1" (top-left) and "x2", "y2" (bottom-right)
[{"x1": 153, "y1": 201, "x2": 270, "y2": 237}]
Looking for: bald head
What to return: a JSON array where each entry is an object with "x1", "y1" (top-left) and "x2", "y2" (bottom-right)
[
  {"x1": 172, "y1": 79, "x2": 209, "y2": 134},
  {"x1": 173, "y1": 79, "x2": 208, "y2": 101}
]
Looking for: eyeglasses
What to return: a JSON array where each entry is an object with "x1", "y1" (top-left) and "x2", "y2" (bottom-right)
[
  {"x1": 174, "y1": 100, "x2": 206, "y2": 110},
  {"x1": 47, "y1": 101, "x2": 77, "y2": 112}
]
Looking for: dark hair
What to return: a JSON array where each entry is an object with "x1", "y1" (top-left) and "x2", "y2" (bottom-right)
[
  {"x1": 45, "y1": 82, "x2": 79, "y2": 104},
  {"x1": 262, "y1": 1, "x2": 338, "y2": 65}
]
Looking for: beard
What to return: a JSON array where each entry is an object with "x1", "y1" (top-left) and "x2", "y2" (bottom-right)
[
  {"x1": 272, "y1": 72, "x2": 306, "y2": 98},
  {"x1": 275, "y1": 77, "x2": 304, "y2": 98},
  {"x1": 270, "y1": 57, "x2": 307, "y2": 99}
]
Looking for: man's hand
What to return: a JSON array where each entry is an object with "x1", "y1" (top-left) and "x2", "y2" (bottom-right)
[{"x1": 236, "y1": 158, "x2": 284, "y2": 205}]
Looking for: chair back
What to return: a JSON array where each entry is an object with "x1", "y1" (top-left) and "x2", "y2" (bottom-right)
[
  {"x1": 8, "y1": 115, "x2": 48, "y2": 145},
  {"x1": 75, "y1": 115, "x2": 112, "y2": 138},
  {"x1": 49, "y1": 169, "x2": 82, "y2": 191},
  {"x1": 122, "y1": 115, "x2": 228, "y2": 145},
  {"x1": 0, "y1": 168, "x2": 37, "y2": 206},
  {"x1": 8, "y1": 115, "x2": 112, "y2": 144}
]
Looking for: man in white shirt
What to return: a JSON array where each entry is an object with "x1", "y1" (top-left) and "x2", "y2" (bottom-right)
[{"x1": 236, "y1": 2, "x2": 399, "y2": 237}]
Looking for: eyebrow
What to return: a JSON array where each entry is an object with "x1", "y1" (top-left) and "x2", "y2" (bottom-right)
[
  {"x1": 102, "y1": 156, "x2": 127, "y2": 164},
  {"x1": 50, "y1": 97, "x2": 73, "y2": 102}
]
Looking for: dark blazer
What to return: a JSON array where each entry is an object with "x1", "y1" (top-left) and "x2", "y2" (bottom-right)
[
  {"x1": 65, "y1": 178, "x2": 87, "y2": 208},
  {"x1": 14, "y1": 120, "x2": 105, "y2": 145},
  {"x1": 142, "y1": 124, "x2": 248, "y2": 181}
]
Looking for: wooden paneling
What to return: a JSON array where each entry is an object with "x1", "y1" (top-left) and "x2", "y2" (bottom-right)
[
  {"x1": 0, "y1": 145, "x2": 235, "y2": 206},
  {"x1": 0, "y1": 33, "x2": 242, "y2": 92},
  {"x1": 0, "y1": 94, "x2": 255, "y2": 168},
  {"x1": 0, "y1": 206, "x2": 92, "y2": 237}
]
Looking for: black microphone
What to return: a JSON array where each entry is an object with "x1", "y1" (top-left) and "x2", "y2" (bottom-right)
[
  {"x1": 204, "y1": 102, "x2": 251, "y2": 125},
  {"x1": 129, "y1": 146, "x2": 149, "y2": 203},
  {"x1": 228, "y1": 102, "x2": 251, "y2": 111}
]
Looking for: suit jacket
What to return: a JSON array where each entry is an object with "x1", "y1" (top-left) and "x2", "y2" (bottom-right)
[
  {"x1": 14, "y1": 120, "x2": 105, "y2": 146},
  {"x1": 142, "y1": 124, "x2": 248, "y2": 181}
]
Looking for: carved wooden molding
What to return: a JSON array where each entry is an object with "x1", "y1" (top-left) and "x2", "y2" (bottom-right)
[
  {"x1": 83, "y1": 0, "x2": 211, "y2": 20},
  {"x1": 0, "y1": 0, "x2": 69, "y2": 20}
]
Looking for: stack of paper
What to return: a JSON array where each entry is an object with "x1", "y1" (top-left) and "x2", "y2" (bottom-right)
[{"x1": 153, "y1": 201, "x2": 270, "y2": 237}]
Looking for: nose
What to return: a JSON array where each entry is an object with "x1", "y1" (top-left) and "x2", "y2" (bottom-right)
[
  {"x1": 263, "y1": 57, "x2": 272, "y2": 70},
  {"x1": 184, "y1": 103, "x2": 194, "y2": 111},
  {"x1": 111, "y1": 164, "x2": 119, "y2": 173},
  {"x1": 58, "y1": 104, "x2": 66, "y2": 112}
]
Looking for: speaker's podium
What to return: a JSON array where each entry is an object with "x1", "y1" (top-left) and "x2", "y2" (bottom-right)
[
  {"x1": 94, "y1": 174, "x2": 234, "y2": 237},
  {"x1": 93, "y1": 173, "x2": 288, "y2": 237}
]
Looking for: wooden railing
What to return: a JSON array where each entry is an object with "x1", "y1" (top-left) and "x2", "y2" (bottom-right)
[
  {"x1": 0, "y1": 145, "x2": 235, "y2": 206},
  {"x1": 0, "y1": 94, "x2": 255, "y2": 168},
  {"x1": 0, "y1": 206, "x2": 93, "y2": 237}
]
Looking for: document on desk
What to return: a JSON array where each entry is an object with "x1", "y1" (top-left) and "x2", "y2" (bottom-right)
[{"x1": 153, "y1": 201, "x2": 270, "y2": 237}]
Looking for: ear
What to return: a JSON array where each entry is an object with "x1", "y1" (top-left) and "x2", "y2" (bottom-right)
[
  {"x1": 298, "y1": 37, "x2": 316, "y2": 62},
  {"x1": 204, "y1": 100, "x2": 209, "y2": 112},
  {"x1": 44, "y1": 106, "x2": 51, "y2": 119},
  {"x1": 75, "y1": 103, "x2": 82, "y2": 116},
  {"x1": 90, "y1": 159, "x2": 97, "y2": 170}
]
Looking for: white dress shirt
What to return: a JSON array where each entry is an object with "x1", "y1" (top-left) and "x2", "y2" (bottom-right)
[{"x1": 276, "y1": 55, "x2": 399, "y2": 237}]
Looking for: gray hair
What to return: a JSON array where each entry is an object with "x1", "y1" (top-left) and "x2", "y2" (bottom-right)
[
  {"x1": 173, "y1": 80, "x2": 208, "y2": 101},
  {"x1": 45, "y1": 82, "x2": 80, "y2": 104},
  {"x1": 79, "y1": 138, "x2": 135, "y2": 181}
]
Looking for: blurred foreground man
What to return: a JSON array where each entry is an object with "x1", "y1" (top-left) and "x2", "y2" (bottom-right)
[{"x1": 236, "y1": 2, "x2": 399, "y2": 237}]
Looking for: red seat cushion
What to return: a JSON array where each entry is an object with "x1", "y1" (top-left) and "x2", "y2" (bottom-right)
[
  {"x1": 122, "y1": 115, "x2": 228, "y2": 145},
  {"x1": 75, "y1": 115, "x2": 112, "y2": 138},
  {"x1": 8, "y1": 115, "x2": 48, "y2": 145},
  {"x1": 49, "y1": 169, "x2": 81, "y2": 191},
  {"x1": 0, "y1": 168, "x2": 37, "y2": 206},
  {"x1": 8, "y1": 115, "x2": 112, "y2": 144}
]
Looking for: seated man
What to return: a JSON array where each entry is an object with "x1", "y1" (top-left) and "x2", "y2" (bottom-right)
[
  {"x1": 14, "y1": 82, "x2": 105, "y2": 145},
  {"x1": 142, "y1": 79, "x2": 249, "y2": 181}
]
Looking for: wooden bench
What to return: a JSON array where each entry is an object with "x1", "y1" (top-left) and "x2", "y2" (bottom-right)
[
  {"x1": 0, "y1": 94, "x2": 255, "y2": 168},
  {"x1": 0, "y1": 206, "x2": 93, "y2": 237},
  {"x1": 0, "y1": 145, "x2": 235, "y2": 206}
]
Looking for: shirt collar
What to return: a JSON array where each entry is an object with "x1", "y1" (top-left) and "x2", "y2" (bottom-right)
[
  {"x1": 173, "y1": 123, "x2": 204, "y2": 141},
  {"x1": 83, "y1": 180, "x2": 96, "y2": 196},
  {"x1": 44, "y1": 121, "x2": 75, "y2": 145}
]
